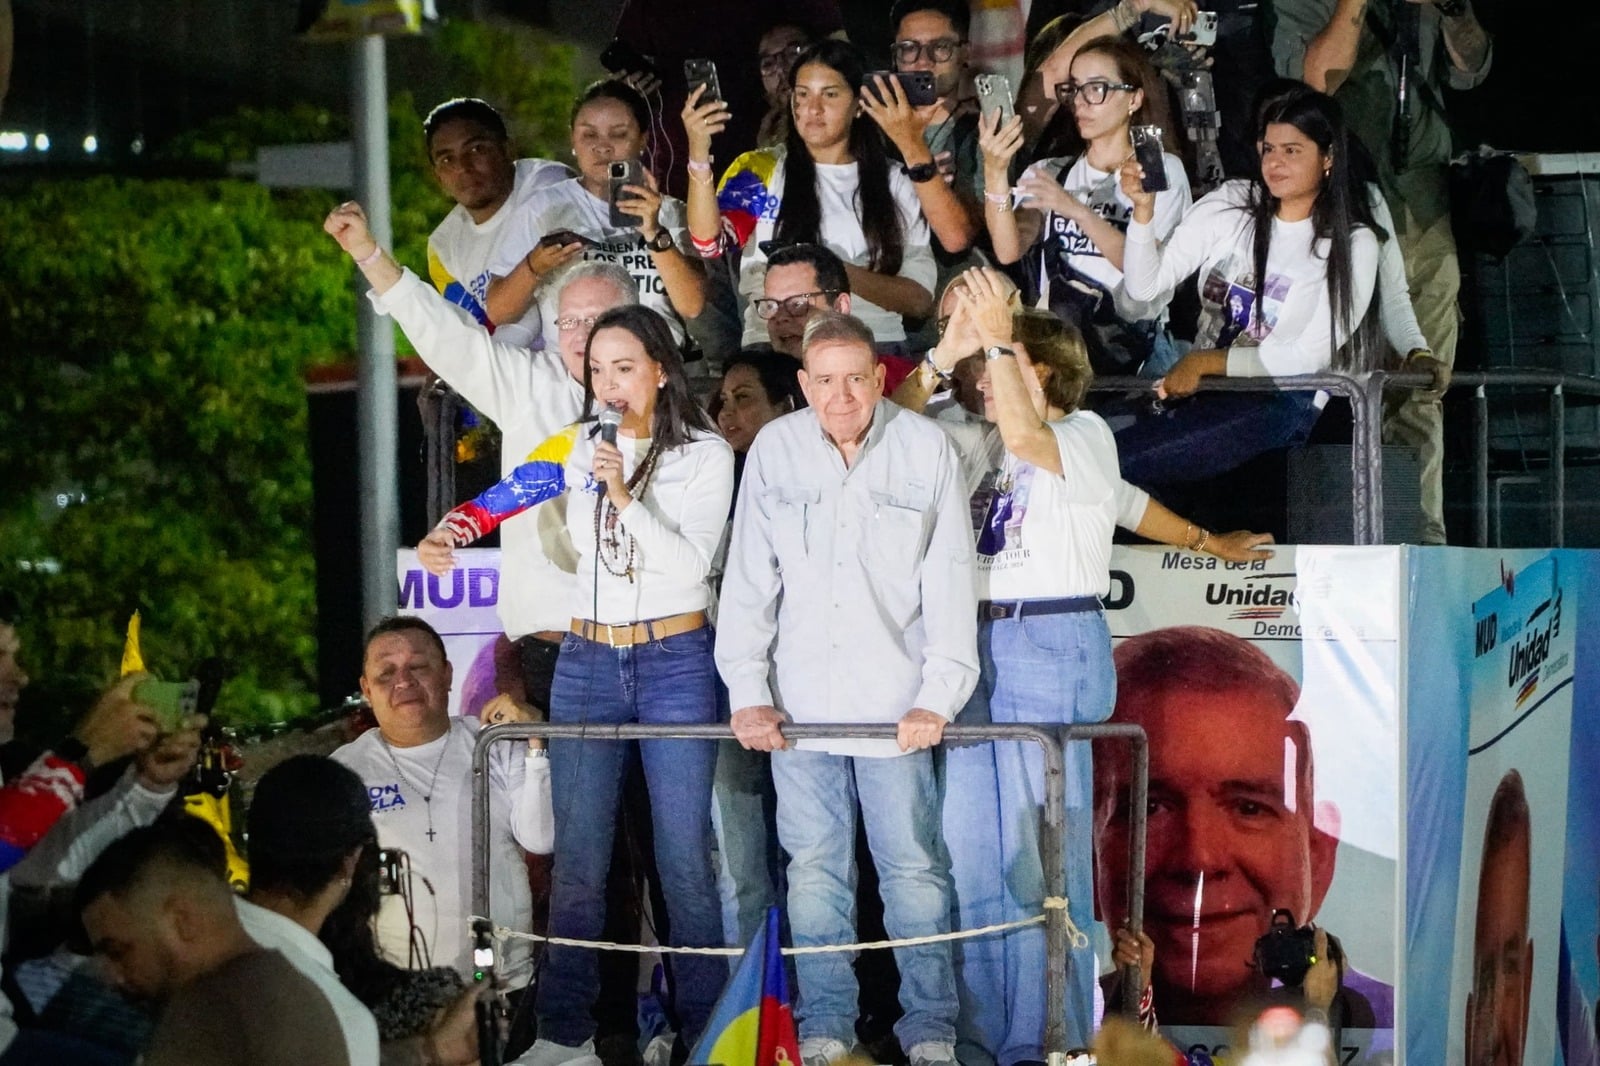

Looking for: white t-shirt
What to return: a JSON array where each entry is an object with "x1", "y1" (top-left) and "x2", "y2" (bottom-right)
[
  {"x1": 1022, "y1": 151, "x2": 1190, "y2": 323},
  {"x1": 331, "y1": 719, "x2": 552, "y2": 986},
  {"x1": 237, "y1": 898, "x2": 380, "y2": 1066},
  {"x1": 488, "y1": 177, "x2": 695, "y2": 350},
  {"x1": 524, "y1": 424, "x2": 733, "y2": 626},
  {"x1": 945, "y1": 411, "x2": 1121, "y2": 600},
  {"x1": 369, "y1": 269, "x2": 585, "y2": 638},
  {"x1": 427, "y1": 158, "x2": 571, "y2": 341},
  {"x1": 716, "y1": 147, "x2": 937, "y2": 345},
  {"x1": 1124, "y1": 179, "x2": 1380, "y2": 378}
]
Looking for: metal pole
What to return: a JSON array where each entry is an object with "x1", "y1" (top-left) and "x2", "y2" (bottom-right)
[
  {"x1": 353, "y1": 34, "x2": 398, "y2": 631},
  {"x1": 1474, "y1": 385, "x2": 1489, "y2": 548},
  {"x1": 1550, "y1": 383, "x2": 1565, "y2": 547}
]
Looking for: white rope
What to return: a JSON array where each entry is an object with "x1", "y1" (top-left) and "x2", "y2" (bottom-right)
[{"x1": 472, "y1": 896, "x2": 1087, "y2": 958}]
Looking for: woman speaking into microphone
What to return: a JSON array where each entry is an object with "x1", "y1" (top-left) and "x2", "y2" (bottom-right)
[{"x1": 417, "y1": 303, "x2": 733, "y2": 1064}]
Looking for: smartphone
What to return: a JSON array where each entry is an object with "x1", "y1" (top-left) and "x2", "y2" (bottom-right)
[
  {"x1": 377, "y1": 848, "x2": 406, "y2": 896},
  {"x1": 607, "y1": 159, "x2": 647, "y2": 228},
  {"x1": 1182, "y1": 10, "x2": 1219, "y2": 47},
  {"x1": 867, "y1": 70, "x2": 936, "y2": 108},
  {"x1": 599, "y1": 38, "x2": 657, "y2": 78},
  {"x1": 537, "y1": 228, "x2": 602, "y2": 250},
  {"x1": 133, "y1": 678, "x2": 200, "y2": 733},
  {"x1": 684, "y1": 58, "x2": 722, "y2": 105},
  {"x1": 1131, "y1": 125, "x2": 1170, "y2": 192},
  {"x1": 974, "y1": 73, "x2": 1014, "y2": 125}
]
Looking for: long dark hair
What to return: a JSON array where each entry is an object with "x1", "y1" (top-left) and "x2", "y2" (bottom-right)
[
  {"x1": 579, "y1": 305, "x2": 717, "y2": 455},
  {"x1": 318, "y1": 836, "x2": 408, "y2": 1006},
  {"x1": 1243, "y1": 88, "x2": 1384, "y2": 372},
  {"x1": 778, "y1": 39, "x2": 905, "y2": 275}
]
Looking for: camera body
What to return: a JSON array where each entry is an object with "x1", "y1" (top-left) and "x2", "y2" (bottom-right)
[{"x1": 1253, "y1": 909, "x2": 1319, "y2": 987}]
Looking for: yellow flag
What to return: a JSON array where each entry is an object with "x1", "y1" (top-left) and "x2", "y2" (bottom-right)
[{"x1": 121, "y1": 611, "x2": 145, "y2": 676}]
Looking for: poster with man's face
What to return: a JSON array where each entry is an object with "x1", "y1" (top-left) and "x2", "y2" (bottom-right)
[
  {"x1": 1099, "y1": 546, "x2": 1400, "y2": 1064},
  {"x1": 1445, "y1": 556, "x2": 1576, "y2": 1066}
]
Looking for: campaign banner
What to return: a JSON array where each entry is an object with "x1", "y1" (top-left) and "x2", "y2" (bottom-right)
[
  {"x1": 1405, "y1": 548, "x2": 1600, "y2": 1066},
  {"x1": 395, "y1": 547, "x2": 505, "y2": 720},
  {"x1": 1102, "y1": 545, "x2": 1401, "y2": 1064}
]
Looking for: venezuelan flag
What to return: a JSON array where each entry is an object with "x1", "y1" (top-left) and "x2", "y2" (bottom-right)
[{"x1": 688, "y1": 906, "x2": 799, "y2": 1066}]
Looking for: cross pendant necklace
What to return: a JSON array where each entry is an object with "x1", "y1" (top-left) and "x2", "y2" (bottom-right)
[{"x1": 384, "y1": 732, "x2": 452, "y2": 844}]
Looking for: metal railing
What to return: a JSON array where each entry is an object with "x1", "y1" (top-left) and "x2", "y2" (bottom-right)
[
  {"x1": 1093, "y1": 369, "x2": 1600, "y2": 546},
  {"x1": 471, "y1": 721, "x2": 1149, "y2": 1056}
]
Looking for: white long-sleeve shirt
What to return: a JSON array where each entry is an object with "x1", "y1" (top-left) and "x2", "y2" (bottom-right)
[
  {"x1": 1123, "y1": 179, "x2": 1379, "y2": 378},
  {"x1": 1369, "y1": 189, "x2": 1430, "y2": 357},
  {"x1": 368, "y1": 269, "x2": 585, "y2": 638},
  {"x1": 332, "y1": 718, "x2": 551, "y2": 986},
  {"x1": 715, "y1": 402, "x2": 979, "y2": 758}
]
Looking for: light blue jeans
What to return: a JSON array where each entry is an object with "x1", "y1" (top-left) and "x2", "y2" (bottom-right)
[
  {"x1": 940, "y1": 608, "x2": 1115, "y2": 1064},
  {"x1": 771, "y1": 746, "x2": 958, "y2": 1050}
]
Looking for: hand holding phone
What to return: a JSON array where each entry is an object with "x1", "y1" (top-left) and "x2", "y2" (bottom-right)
[
  {"x1": 974, "y1": 73, "x2": 1014, "y2": 125},
  {"x1": 1130, "y1": 126, "x2": 1170, "y2": 193},
  {"x1": 684, "y1": 59, "x2": 722, "y2": 105},
  {"x1": 608, "y1": 159, "x2": 648, "y2": 228},
  {"x1": 865, "y1": 70, "x2": 936, "y2": 108}
]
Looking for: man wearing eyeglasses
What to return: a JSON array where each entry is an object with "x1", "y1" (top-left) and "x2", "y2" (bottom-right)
[
  {"x1": 760, "y1": 244, "x2": 854, "y2": 359},
  {"x1": 863, "y1": 0, "x2": 989, "y2": 355}
]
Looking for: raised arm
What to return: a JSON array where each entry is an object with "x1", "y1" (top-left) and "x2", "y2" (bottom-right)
[
  {"x1": 417, "y1": 433, "x2": 574, "y2": 575},
  {"x1": 979, "y1": 111, "x2": 1036, "y2": 265},
  {"x1": 963, "y1": 268, "x2": 1064, "y2": 473},
  {"x1": 683, "y1": 86, "x2": 732, "y2": 250},
  {"x1": 861, "y1": 75, "x2": 980, "y2": 256}
]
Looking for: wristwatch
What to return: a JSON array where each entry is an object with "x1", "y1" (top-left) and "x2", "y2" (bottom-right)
[
  {"x1": 645, "y1": 229, "x2": 676, "y2": 253},
  {"x1": 985, "y1": 345, "x2": 1015, "y2": 361},
  {"x1": 904, "y1": 160, "x2": 939, "y2": 184}
]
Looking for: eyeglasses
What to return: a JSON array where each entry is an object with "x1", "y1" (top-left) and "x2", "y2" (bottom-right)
[
  {"x1": 759, "y1": 43, "x2": 807, "y2": 77},
  {"x1": 753, "y1": 291, "x2": 836, "y2": 319},
  {"x1": 554, "y1": 315, "x2": 600, "y2": 332},
  {"x1": 891, "y1": 37, "x2": 964, "y2": 65},
  {"x1": 1056, "y1": 80, "x2": 1137, "y2": 106}
]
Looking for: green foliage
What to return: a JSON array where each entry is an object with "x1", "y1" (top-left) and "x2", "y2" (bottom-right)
[{"x1": 0, "y1": 20, "x2": 582, "y2": 736}]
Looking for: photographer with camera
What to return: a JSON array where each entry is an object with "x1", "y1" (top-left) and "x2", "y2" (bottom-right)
[{"x1": 484, "y1": 80, "x2": 707, "y2": 362}]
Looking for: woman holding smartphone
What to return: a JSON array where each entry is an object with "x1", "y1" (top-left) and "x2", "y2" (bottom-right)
[
  {"x1": 486, "y1": 80, "x2": 706, "y2": 353},
  {"x1": 416, "y1": 304, "x2": 733, "y2": 1066},
  {"x1": 982, "y1": 35, "x2": 1190, "y2": 377},
  {"x1": 681, "y1": 39, "x2": 935, "y2": 355},
  {"x1": 1112, "y1": 87, "x2": 1382, "y2": 488}
]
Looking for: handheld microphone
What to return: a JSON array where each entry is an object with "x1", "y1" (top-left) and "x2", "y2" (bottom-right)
[{"x1": 598, "y1": 404, "x2": 624, "y2": 446}]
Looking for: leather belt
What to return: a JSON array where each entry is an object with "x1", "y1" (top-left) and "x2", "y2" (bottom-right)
[
  {"x1": 980, "y1": 596, "x2": 1103, "y2": 621},
  {"x1": 570, "y1": 611, "x2": 707, "y2": 648}
]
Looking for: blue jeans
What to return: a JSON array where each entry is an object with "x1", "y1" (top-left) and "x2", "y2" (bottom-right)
[
  {"x1": 940, "y1": 609, "x2": 1115, "y2": 1063},
  {"x1": 771, "y1": 747, "x2": 957, "y2": 1050},
  {"x1": 537, "y1": 627, "x2": 725, "y2": 1046},
  {"x1": 1114, "y1": 391, "x2": 1321, "y2": 488}
]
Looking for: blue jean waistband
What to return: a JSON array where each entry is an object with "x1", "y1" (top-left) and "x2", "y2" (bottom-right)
[{"x1": 979, "y1": 596, "x2": 1103, "y2": 621}]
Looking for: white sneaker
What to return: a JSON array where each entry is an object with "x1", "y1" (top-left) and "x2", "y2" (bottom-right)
[
  {"x1": 512, "y1": 1038, "x2": 605, "y2": 1066},
  {"x1": 799, "y1": 1036, "x2": 853, "y2": 1066},
  {"x1": 907, "y1": 1040, "x2": 959, "y2": 1066}
]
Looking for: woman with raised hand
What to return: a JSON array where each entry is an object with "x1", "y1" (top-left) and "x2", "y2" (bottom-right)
[
  {"x1": 1111, "y1": 87, "x2": 1383, "y2": 489},
  {"x1": 892, "y1": 265, "x2": 1271, "y2": 1059},
  {"x1": 983, "y1": 35, "x2": 1191, "y2": 377},
  {"x1": 682, "y1": 39, "x2": 935, "y2": 358},
  {"x1": 417, "y1": 304, "x2": 732, "y2": 1066}
]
